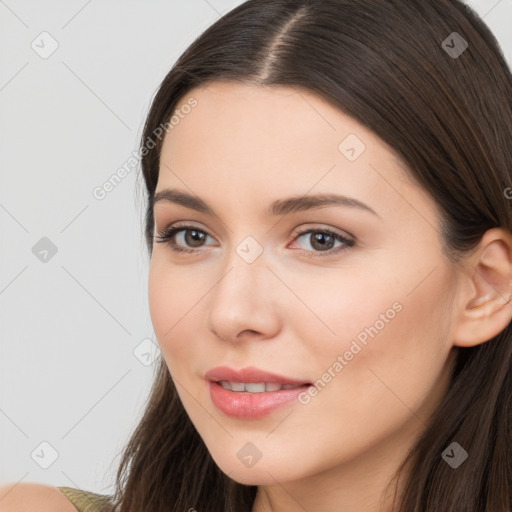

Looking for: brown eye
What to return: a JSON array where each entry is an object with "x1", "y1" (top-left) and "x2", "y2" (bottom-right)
[
  {"x1": 155, "y1": 225, "x2": 214, "y2": 252},
  {"x1": 291, "y1": 227, "x2": 355, "y2": 257},
  {"x1": 307, "y1": 231, "x2": 336, "y2": 251},
  {"x1": 183, "y1": 229, "x2": 207, "y2": 248}
]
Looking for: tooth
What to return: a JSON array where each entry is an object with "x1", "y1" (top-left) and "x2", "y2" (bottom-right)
[
  {"x1": 219, "y1": 380, "x2": 232, "y2": 391},
  {"x1": 244, "y1": 383, "x2": 267, "y2": 393},
  {"x1": 218, "y1": 381, "x2": 301, "y2": 393},
  {"x1": 231, "y1": 382, "x2": 245, "y2": 392}
]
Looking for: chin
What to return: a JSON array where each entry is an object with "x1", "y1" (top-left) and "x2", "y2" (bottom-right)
[
  {"x1": 208, "y1": 451, "x2": 303, "y2": 486},
  {"x1": 222, "y1": 466, "x2": 282, "y2": 486},
  {"x1": 226, "y1": 470, "x2": 266, "y2": 486}
]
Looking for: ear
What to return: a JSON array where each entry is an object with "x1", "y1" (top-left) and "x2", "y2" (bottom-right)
[{"x1": 453, "y1": 227, "x2": 512, "y2": 347}]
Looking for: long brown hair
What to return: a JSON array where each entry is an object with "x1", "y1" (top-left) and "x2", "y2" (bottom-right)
[{"x1": 107, "y1": 1, "x2": 512, "y2": 510}]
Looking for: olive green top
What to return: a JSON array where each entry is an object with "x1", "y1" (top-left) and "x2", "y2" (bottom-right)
[{"x1": 57, "y1": 486, "x2": 114, "y2": 512}]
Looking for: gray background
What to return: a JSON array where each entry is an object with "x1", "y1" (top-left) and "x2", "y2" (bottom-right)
[{"x1": 1, "y1": 0, "x2": 511, "y2": 495}]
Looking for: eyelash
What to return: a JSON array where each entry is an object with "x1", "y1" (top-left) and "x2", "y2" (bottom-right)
[{"x1": 154, "y1": 223, "x2": 355, "y2": 257}]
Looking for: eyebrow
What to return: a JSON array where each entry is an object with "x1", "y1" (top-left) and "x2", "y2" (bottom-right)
[{"x1": 153, "y1": 188, "x2": 379, "y2": 217}]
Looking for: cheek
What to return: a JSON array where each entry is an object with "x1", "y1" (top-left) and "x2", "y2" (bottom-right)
[
  {"x1": 148, "y1": 260, "x2": 174, "y2": 341},
  {"x1": 148, "y1": 259, "x2": 203, "y2": 369},
  {"x1": 276, "y1": 263, "x2": 406, "y2": 363},
  {"x1": 291, "y1": 253, "x2": 454, "y2": 403},
  {"x1": 313, "y1": 264, "x2": 454, "y2": 422}
]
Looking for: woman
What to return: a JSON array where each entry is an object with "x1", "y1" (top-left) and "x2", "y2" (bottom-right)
[{"x1": 2, "y1": 0, "x2": 511, "y2": 510}]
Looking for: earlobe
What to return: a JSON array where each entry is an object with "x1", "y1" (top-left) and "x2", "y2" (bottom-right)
[{"x1": 453, "y1": 228, "x2": 512, "y2": 348}]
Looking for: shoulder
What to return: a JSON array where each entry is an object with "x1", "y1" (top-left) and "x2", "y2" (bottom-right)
[{"x1": 0, "y1": 483, "x2": 78, "y2": 511}]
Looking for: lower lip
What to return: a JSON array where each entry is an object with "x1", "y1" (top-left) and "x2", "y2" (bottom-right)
[{"x1": 208, "y1": 381, "x2": 311, "y2": 420}]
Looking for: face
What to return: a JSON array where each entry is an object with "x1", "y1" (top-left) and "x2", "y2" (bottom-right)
[{"x1": 148, "y1": 81, "x2": 459, "y2": 487}]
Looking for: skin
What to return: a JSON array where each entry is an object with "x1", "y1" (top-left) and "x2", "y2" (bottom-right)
[{"x1": 148, "y1": 81, "x2": 512, "y2": 512}]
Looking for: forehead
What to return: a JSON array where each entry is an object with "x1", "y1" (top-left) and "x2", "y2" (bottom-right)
[
  {"x1": 166, "y1": 81, "x2": 380, "y2": 154},
  {"x1": 162, "y1": 82, "x2": 400, "y2": 172},
  {"x1": 156, "y1": 81, "x2": 429, "y2": 225}
]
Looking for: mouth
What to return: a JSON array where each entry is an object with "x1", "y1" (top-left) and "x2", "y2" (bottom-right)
[{"x1": 204, "y1": 366, "x2": 313, "y2": 419}]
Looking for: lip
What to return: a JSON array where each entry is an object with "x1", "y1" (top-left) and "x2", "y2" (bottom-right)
[
  {"x1": 204, "y1": 365, "x2": 311, "y2": 386},
  {"x1": 205, "y1": 365, "x2": 312, "y2": 420}
]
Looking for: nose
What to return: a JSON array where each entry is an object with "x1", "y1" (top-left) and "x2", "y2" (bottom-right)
[{"x1": 206, "y1": 249, "x2": 281, "y2": 344}]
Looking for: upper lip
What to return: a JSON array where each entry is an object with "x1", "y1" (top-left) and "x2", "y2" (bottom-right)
[{"x1": 205, "y1": 365, "x2": 311, "y2": 385}]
